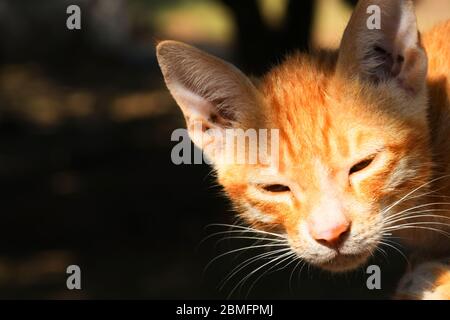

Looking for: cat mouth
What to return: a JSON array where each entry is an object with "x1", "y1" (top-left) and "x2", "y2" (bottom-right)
[{"x1": 314, "y1": 252, "x2": 370, "y2": 272}]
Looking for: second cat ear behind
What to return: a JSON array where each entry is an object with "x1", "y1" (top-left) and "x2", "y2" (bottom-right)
[
  {"x1": 336, "y1": 0, "x2": 427, "y2": 94},
  {"x1": 156, "y1": 40, "x2": 262, "y2": 161}
]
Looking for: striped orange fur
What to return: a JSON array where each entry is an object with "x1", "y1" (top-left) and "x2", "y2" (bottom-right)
[{"x1": 157, "y1": 0, "x2": 450, "y2": 299}]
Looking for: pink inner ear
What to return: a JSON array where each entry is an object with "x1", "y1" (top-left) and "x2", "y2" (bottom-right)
[
  {"x1": 171, "y1": 81, "x2": 234, "y2": 130},
  {"x1": 397, "y1": 48, "x2": 427, "y2": 94},
  {"x1": 171, "y1": 81, "x2": 215, "y2": 120},
  {"x1": 391, "y1": 52, "x2": 404, "y2": 78}
]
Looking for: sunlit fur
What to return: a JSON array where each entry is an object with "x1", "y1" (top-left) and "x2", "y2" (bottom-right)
[
  {"x1": 157, "y1": 0, "x2": 450, "y2": 299},
  {"x1": 395, "y1": 260, "x2": 450, "y2": 300},
  {"x1": 220, "y1": 51, "x2": 433, "y2": 271}
]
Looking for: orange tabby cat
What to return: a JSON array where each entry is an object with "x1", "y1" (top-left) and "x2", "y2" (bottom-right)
[{"x1": 157, "y1": 0, "x2": 450, "y2": 299}]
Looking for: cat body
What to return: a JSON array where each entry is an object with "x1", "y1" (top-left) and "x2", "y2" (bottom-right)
[{"x1": 157, "y1": 0, "x2": 450, "y2": 299}]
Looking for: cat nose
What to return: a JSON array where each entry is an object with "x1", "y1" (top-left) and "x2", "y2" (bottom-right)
[{"x1": 308, "y1": 214, "x2": 351, "y2": 247}]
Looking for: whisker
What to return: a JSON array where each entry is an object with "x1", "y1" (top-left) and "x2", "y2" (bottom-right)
[
  {"x1": 215, "y1": 235, "x2": 288, "y2": 244},
  {"x1": 378, "y1": 240, "x2": 410, "y2": 267},
  {"x1": 203, "y1": 243, "x2": 290, "y2": 274},
  {"x1": 218, "y1": 248, "x2": 290, "y2": 291},
  {"x1": 230, "y1": 239, "x2": 263, "y2": 262},
  {"x1": 384, "y1": 212, "x2": 450, "y2": 225},
  {"x1": 206, "y1": 223, "x2": 287, "y2": 239},
  {"x1": 374, "y1": 246, "x2": 389, "y2": 261},
  {"x1": 298, "y1": 260, "x2": 308, "y2": 282},
  {"x1": 245, "y1": 253, "x2": 297, "y2": 298},
  {"x1": 227, "y1": 251, "x2": 293, "y2": 299},
  {"x1": 384, "y1": 202, "x2": 450, "y2": 222},
  {"x1": 269, "y1": 254, "x2": 299, "y2": 274},
  {"x1": 198, "y1": 229, "x2": 286, "y2": 249},
  {"x1": 400, "y1": 184, "x2": 449, "y2": 202},
  {"x1": 384, "y1": 221, "x2": 450, "y2": 231},
  {"x1": 289, "y1": 259, "x2": 304, "y2": 293},
  {"x1": 422, "y1": 194, "x2": 450, "y2": 200},
  {"x1": 381, "y1": 174, "x2": 450, "y2": 215},
  {"x1": 382, "y1": 226, "x2": 450, "y2": 238},
  {"x1": 382, "y1": 233, "x2": 403, "y2": 241}
]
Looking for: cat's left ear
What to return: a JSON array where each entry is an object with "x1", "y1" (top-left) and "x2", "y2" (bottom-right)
[{"x1": 336, "y1": 0, "x2": 427, "y2": 94}]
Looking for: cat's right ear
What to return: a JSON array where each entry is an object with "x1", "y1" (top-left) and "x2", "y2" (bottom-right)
[{"x1": 156, "y1": 41, "x2": 261, "y2": 161}]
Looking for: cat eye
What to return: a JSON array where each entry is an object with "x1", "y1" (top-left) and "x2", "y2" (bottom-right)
[
  {"x1": 260, "y1": 184, "x2": 291, "y2": 193},
  {"x1": 349, "y1": 156, "x2": 376, "y2": 175}
]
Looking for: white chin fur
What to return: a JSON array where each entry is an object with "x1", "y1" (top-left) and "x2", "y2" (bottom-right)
[{"x1": 313, "y1": 252, "x2": 371, "y2": 273}]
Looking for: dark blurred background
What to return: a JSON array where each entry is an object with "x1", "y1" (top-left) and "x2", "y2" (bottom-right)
[{"x1": 0, "y1": 0, "x2": 448, "y2": 299}]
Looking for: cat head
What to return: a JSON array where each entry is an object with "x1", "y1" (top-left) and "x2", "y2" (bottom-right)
[{"x1": 157, "y1": 0, "x2": 432, "y2": 272}]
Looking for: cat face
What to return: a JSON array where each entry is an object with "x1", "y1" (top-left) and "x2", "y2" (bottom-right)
[
  {"x1": 157, "y1": 0, "x2": 431, "y2": 272},
  {"x1": 218, "y1": 66, "x2": 432, "y2": 271}
]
